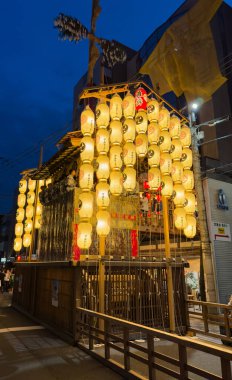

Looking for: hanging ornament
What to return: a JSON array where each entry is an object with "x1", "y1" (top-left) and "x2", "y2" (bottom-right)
[
  {"x1": 131, "y1": 230, "x2": 138, "y2": 257},
  {"x1": 23, "y1": 233, "x2": 32, "y2": 248},
  {"x1": 159, "y1": 131, "x2": 171, "y2": 152},
  {"x1": 78, "y1": 192, "x2": 94, "y2": 219},
  {"x1": 123, "y1": 167, "x2": 136, "y2": 192},
  {"x1": 26, "y1": 205, "x2": 34, "y2": 219},
  {"x1": 96, "y1": 129, "x2": 110, "y2": 154},
  {"x1": 169, "y1": 115, "x2": 181, "y2": 139},
  {"x1": 15, "y1": 222, "x2": 23, "y2": 237},
  {"x1": 184, "y1": 215, "x2": 197, "y2": 238},
  {"x1": 122, "y1": 91, "x2": 135, "y2": 119},
  {"x1": 110, "y1": 146, "x2": 123, "y2": 170},
  {"x1": 148, "y1": 121, "x2": 160, "y2": 145},
  {"x1": 174, "y1": 206, "x2": 187, "y2": 230},
  {"x1": 135, "y1": 87, "x2": 147, "y2": 111},
  {"x1": 172, "y1": 184, "x2": 186, "y2": 206},
  {"x1": 17, "y1": 194, "x2": 26, "y2": 208},
  {"x1": 110, "y1": 93, "x2": 122, "y2": 121},
  {"x1": 123, "y1": 118, "x2": 136, "y2": 142},
  {"x1": 171, "y1": 161, "x2": 183, "y2": 183},
  {"x1": 135, "y1": 110, "x2": 148, "y2": 134},
  {"x1": 14, "y1": 237, "x2": 22, "y2": 252},
  {"x1": 135, "y1": 134, "x2": 148, "y2": 157},
  {"x1": 123, "y1": 142, "x2": 136, "y2": 167},
  {"x1": 182, "y1": 169, "x2": 194, "y2": 191},
  {"x1": 27, "y1": 191, "x2": 35, "y2": 205},
  {"x1": 147, "y1": 98, "x2": 159, "y2": 122},
  {"x1": 110, "y1": 120, "x2": 123, "y2": 145},
  {"x1": 184, "y1": 192, "x2": 196, "y2": 214},
  {"x1": 80, "y1": 136, "x2": 94, "y2": 163},
  {"x1": 96, "y1": 182, "x2": 110, "y2": 208},
  {"x1": 159, "y1": 106, "x2": 170, "y2": 130},
  {"x1": 28, "y1": 179, "x2": 36, "y2": 191},
  {"x1": 36, "y1": 203, "x2": 42, "y2": 216},
  {"x1": 81, "y1": 105, "x2": 95, "y2": 136},
  {"x1": 148, "y1": 144, "x2": 160, "y2": 168},
  {"x1": 77, "y1": 222, "x2": 92, "y2": 249},
  {"x1": 79, "y1": 163, "x2": 94, "y2": 191},
  {"x1": 161, "y1": 175, "x2": 173, "y2": 197},
  {"x1": 181, "y1": 148, "x2": 193, "y2": 169},
  {"x1": 110, "y1": 171, "x2": 123, "y2": 196},
  {"x1": 16, "y1": 208, "x2": 25, "y2": 222},
  {"x1": 96, "y1": 155, "x2": 110, "y2": 181},
  {"x1": 96, "y1": 99, "x2": 110, "y2": 128},
  {"x1": 96, "y1": 210, "x2": 111, "y2": 237},
  {"x1": 19, "y1": 179, "x2": 27, "y2": 194},
  {"x1": 148, "y1": 168, "x2": 161, "y2": 190},
  {"x1": 24, "y1": 218, "x2": 33, "y2": 233},
  {"x1": 170, "y1": 139, "x2": 182, "y2": 161},
  {"x1": 35, "y1": 217, "x2": 41, "y2": 229},
  {"x1": 160, "y1": 152, "x2": 172, "y2": 175},
  {"x1": 180, "y1": 125, "x2": 191, "y2": 147}
]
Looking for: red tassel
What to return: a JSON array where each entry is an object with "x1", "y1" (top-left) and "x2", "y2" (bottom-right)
[
  {"x1": 73, "y1": 224, "x2": 80, "y2": 261},
  {"x1": 131, "y1": 230, "x2": 138, "y2": 257}
]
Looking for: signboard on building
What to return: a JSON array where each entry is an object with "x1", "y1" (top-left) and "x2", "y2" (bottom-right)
[{"x1": 212, "y1": 221, "x2": 231, "y2": 242}]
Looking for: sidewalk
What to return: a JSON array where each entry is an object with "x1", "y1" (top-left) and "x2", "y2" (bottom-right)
[{"x1": 0, "y1": 292, "x2": 123, "y2": 380}]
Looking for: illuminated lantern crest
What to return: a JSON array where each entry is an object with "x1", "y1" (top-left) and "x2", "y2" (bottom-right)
[
  {"x1": 147, "y1": 98, "x2": 159, "y2": 122},
  {"x1": 96, "y1": 210, "x2": 111, "y2": 236},
  {"x1": 96, "y1": 182, "x2": 110, "y2": 208},
  {"x1": 174, "y1": 207, "x2": 187, "y2": 230},
  {"x1": 77, "y1": 222, "x2": 92, "y2": 249},
  {"x1": 15, "y1": 222, "x2": 23, "y2": 237},
  {"x1": 123, "y1": 119, "x2": 136, "y2": 142},
  {"x1": 78, "y1": 192, "x2": 94, "y2": 219},
  {"x1": 26, "y1": 205, "x2": 34, "y2": 219},
  {"x1": 110, "y1": 146, "x2": 123, "y2": 170},
  {"x1": 80, "y1": 137, "x2": 94, "y2": 163},
  {"x1": 27, "y1": 191, "x2": 35, "y2": 205},
  {"x1": 158, "y1": 131, "x2": 171, "y2": 152},
  {"x1": 96, "y1": 129, "x2": 110, "y2": 154},
  {"x1": 122, "y1": 92, "x2": 135, "y2": 119},
  {"x1": 135, "y1": 134, "x2": 148, "y2": 157},
  {"x1": 36, "y1": 203, "x2": 42, "y2": 216},
  {"x1": 35, "y1": 216, "x2": 42, "y2": 229},
  {"x1": 96, "y1": 155, "x2": 110, "y2": 181},
  {"x1": 169, "y1": 115, "x2": 181, "y2": 139},
  {"x1": 148, "y1": 121, "x2": 160, "y2": 144},
  {"x1": 170, "y1": 139, "x2": 182, "y2": 161},
  {"x1": 28, "y1": 179, "x2": 36, "y2": 191},
  {"x1": 148, "y1": 168, "x2": 161, "y2": 190},
  {"x1": 181, "y1": 148, "x2": 193, "y2": 169},
  {"x1": 171, "y1": 161, "x2": 183, "y2": 183},
  {"x1": 14, "y1": 237, "x2": 22, "y2": 252},
  {"x1": 184, "y1": 192, "x2": 196, "y2": 214},
  {"x1": 180, "y1": 125, "x2": 191, "y2": 147},
  {"x1": 184, "y1": 215, "x2": 197, "y2": 238},
  {"x1": 182, "y1": 170, "x2": 194, "y2": 191},
  {"x1": 161, "y1": 175, "x2": 173, "y2": 197},
  {"x1": 172, "y1": 184, "x2": 186, "y2": 206},
  {"x1": 110, "y1": 93, "x2": 122, "y2": 121},
  {"x1": 148, "y1": 144, "x2": 160, "y2": 167},
  {"x1": 96, "y1": 100, "x2": 110, "y2": 128},
  {"x1": 135, "y1": 110, "x2": 148, "y2": 134},
  {"x1": 135, "y1": 87, "x2": 147, "y2": 111},
  {"x1": 17, "y1": 194, "x2": 26, "y2": 208},
  {"x1": 123, "y1": 142, "x2": 136, "y2": 167},
  {"x1": 110, "y1": 171, "x2": 123, "y2": 196},
  {"x1": 110, "y1": 120, "x2": 123, "y2": 145},
  {"x1": 19, "y1": 179, "x2": 27, "y2": 194},
  {"x1": 81, "y1": 105, "x2": 95, "y2": 136},
  {"x1": 159, "y1": 106, "x2": 170, "y2": 130},
  {"x1": 160, "y1": 152, "x2": 172, "y2": 175},
  {"x1": 24, "y1": 218, "x2": 33, "y2": 233},
  {"x1": 79, "y1": 164, "x2": 94, "y2": 191},
  {"x1": 123, "y1": 167, "x2": 136, "y2": 192},
  {"x1": 23, "y1": 233, "x2": 32, "y2": 248},
  {"x1": 16, "y1": 208, "x2": 25, "y2": 222}
]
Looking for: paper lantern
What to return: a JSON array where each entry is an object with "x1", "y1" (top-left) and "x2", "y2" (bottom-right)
[
  {"x1": 15, "y1": 222, "x2": 23, "y2": 237},
  {"x1": 36, "y1": 203, "x2": 42, "y2": 216},
  {"x1": 174, "y1": 207, "x2": 187, "y2": 230},
  {"x1": 159, "y1": 131, "x2": 171, "y2": 152},
  {"x1": 173, "y1": 184, "x2": 186, "y2": 206},
  {"x1": 96, "y1": 129, "x2": 110, "y2": 154},
  {"x1": 110, "y1": 171, "x2": 123, "y2": 196},
  {"x1": 123, "y1": 142, "x2": 136, "y2": 167},
  {"x1": 80, "y1": 136, "x2": 94, "y2": 163},
  {"x1": 170, "y1": 139, "x2": 182, "y2": 161},
  {"x1": 96, "y1": 182, "x2": 110, "y2": 208},
  {"x1": 96, "y1": 155, "x2": 110, "y2": 181},
  {"x1": 148, "y1": 168, "x2": 161, "y2": 190},
  {"x1": 160, "y1": 152, "x2": 172, "y2": 175},
  {"x1": 123, "y1": 167, "x2": 136, "y2": 192},
  {"x1": 148, "y1": 121, "x2": 160, "y2": 144},
  {"x1": 35, "y1": 217, "x2": 42, "y2": 229},
  {"x1": 27, "y1": 191, "x2": 35, "y2": 205},
  {"x1": 110, "y1": 120, "x2": 123, "y2": 145},
  {"x1": 161, "y1": 175, "x2": 173, "y2": 197},
  {"x1": 110, "y1": 93, "x2": 122, "y2": 121},
  {"x1": 110, "y1": 146, "x2": 123, "y2": 170},
  {"x1": 182, "y1": 170, "x2": 194, "y2": 191},
  {"x1": 123, "y1": 118, "x2": 136, "y2": 142},
  {"x1": 135, "y1": 87, "x2": 147, "y2": 111},
  {"x1": 181, "y1": 148, "x2": 193, "y2": 169},
  {"x1": 147, "y1": 98, "x2": 159, "y2": 122},
  {"x1": 180, "y1": 125, "x2": 191, "y2": 147},
  {"x1": 16, "y1": 208, "x2": 25, "y2": 222},
  {"x1": 96, "y1": 210, "x2": 111, "y2": 236},
  {"x1": 26, "y1": 205, "x2": 34, "y2": 219},
  {"x1": 23, "y1": 233, "x2": 32, "y2": 247},
  {"x1": 171, "y1": 161, "x2": 183, "y2": 183},
  {"x1": 39, "y1": 180, "x2": 45, "y2": 188},
  {"x1": 135, "y1": 134, "x2": 148, "y2": 157},
  {"x1": 184, "y1": 192, "x2": 196, "y2": 214},
  {"x1": 79, "y1": 164, "x2": 94, "y2": 191},
  {"x1": 159, "y1": 106, "x2": 170, "y2": 130},
  {"x1": 96, "y1": 100, "x2": 110, "y2": 128},
  {"x1": 79, "y1": 192, "x2": 94, "y2": 219},
  {"x1": 28, "y1": 179, "x2": 36, "y2": 191},
  {"x1": 148, "y1": 144, "x2": 160, "y2": 167},
  {"x1": 18, "y1": 194, "x2": 26, "y2": 208},
  {"x1": 77, "y1": 222, "x2": 92, "y2": 249},
  {"x1": 14, "y1": 237, "x2": 22, "y2": 252},
  {"x1": 24, "y1": 218, "x2": 33, "y2": 233},
  {"x1": 19, "y1": 179, "x2": 27, "y2": 194},
  {"x1": 170, "y1": 115, "x2": 181, "y2": 139},
  {"x1": 122, "y1": 91, "x2": 135, "y2": 119},
  {"x1": 184, "y1": 215, "x2": 197, "y2": 238},
  {"x1": 135, "y1": 110, "x2": 148, "y2": 134},
  {"x1": 81, "y1": 105, "x2": 95, "y2": 136}
]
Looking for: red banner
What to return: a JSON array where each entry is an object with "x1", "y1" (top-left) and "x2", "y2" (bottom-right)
[
  {"x1": 73, "y1": 224, "x2": 80, "y2": 261},
  {"x1": 131, "y1": 229, "x2": 138, "y2": 257}
]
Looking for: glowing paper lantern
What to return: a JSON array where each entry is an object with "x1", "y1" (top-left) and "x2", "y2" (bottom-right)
[
  {"x1": 180, "y1": 125, "x2": 191, "y2": 147},
  {"x1": 96, "y1": 129, "x2": 110, "y2": 154},
  {"x1": 19, "y1": 179, "x2": 27, "y2": 194},
  {"x1": 173, "y1": 184, "x2": 186, "y2": 206},
  {"x1": 135, "y1": 134, "x2": 148, "y2": 157},
  {"x1": 170, "y1": 139, "x2": 182, "y2": 161},
  {"x1": 174, "y1": 207, "x2": 187, "y2": 230},
  {"x1": 96, "y1": 100, "x2": 110, "y2": 128},
  {"x1": 147, "y1": 98, "x2": 159, "y2": 122},
  {"x1": 122, "y1": 91, "x2": 135, "y2": 119},
  {"x1": 16, "y1": 208, "x2": 25, "y2": 222},
  {"x1": 135, "y1": 110, "x2": 148, "y2": 134},
  {"x1": 77, "y1": 222, "x2": 92, "y2": 249},
  {"x1": 148, "y1": 168, "x2": 161, "y2": 190},
  {"x1": 110, "y1": 120, "x2": 123, "y2": 145},
  {"x1": 123, "y1": 167, "x2": 136, "y2": 192},
  {"x1": 148, "y1": 121, "x2": 160, "y2": 144},
  {"x1": 28, "y1": 179, "x2": 36, "y2": 191},
  {"x1": 23, "y1": 233, "x2": 32, "y2": 248},
  {"x1": 161, "y1": 175, "x2": 173, "y2": 197},
  {"x1": 80, "y1": 136, "x2": 94, "y2": 163},
  {"x1": 27, "y1": 191, "x2": 35, "y2": 205},
  {"x1": 96, "y1": 182, "x2": 110, "y2": 208},
  {"x1": 123, "y1": 118, "x2": 136, "y2": 142},
  {"x1": 110, "y1": 171, "x2": 123, "y2": 196},
  {"x1": 96, "y1": 155, "x2": 110, "y2": 181},
  {"x1": 81, "y1": 105, "x2": 95, "y2": 136},
  {"x1": 96, "y1": 210, "x2": 111, "y2": 236},
  {"x1": 181, "y1": 148, "x2": 193, "y2": 169},
  {"x1": 171, "y1": 161, "x2": 183, "y2": 183},
  {"x1": 26, "y1": 205, "x2": 34, "y2": 219},
  {"x1": 36, "y1": 203, "x2": 42, "y2": 216},
  {"x1": 24, "y1": 218, "x2": 33, "y2": 233},
  {"x1": 15, "y1": 222, "x2": 23, "y2": 237},
  {"x1": 169, "y1": 115, "x2": 181, "y2": 139},
  {"x1": 110, "y1": 93, "x2": 122, "y2": 121},
  {"x1": 160, "y1": 153, "x2": 172, "y2": 175},
  {"x1": 184, "y1": 215, "x2": 197, "y2": 238},
  {"x1": 159, "y1": 106, "x2": 170, "y2": 130},
  {"x1": 159, "y1": 131, "x2": 171, "y2": 152},
  {"x1": 39, "y1": 180, "x2": 45, "y2": 188},
  {"x1": 14, "y1": 237, "x2": 22, "y2": 252},
  {"x1": 135, "y1": 87, "x2": 147, "y2": 111},
  {"x1": 35, "y1": 217, "x2": 41, "y2": 229},
  {"x1": 148, "y1": 144, "x2": 160, "y2": 167},
  {"x1": 184, "y1": 192, "x2": 196, "y2": 214},
  {"x1": 79, "y1": 192, "x2": 94, "y2": 219},
  {"x1": 17, "y1": 194, "x2": 26, "y2": 208},
  {"x1": 110, "y1": 146, "x2": 123, "y2": 170},
  {"x1": 123, "y1": 142, "x2": 136, "y2": 167},
  {"x1": 182, "y1": 170, "x2": 194, "y2": 191},
  {"x1": 79, "y1": 164, "x2": 94, "y2": 191}
]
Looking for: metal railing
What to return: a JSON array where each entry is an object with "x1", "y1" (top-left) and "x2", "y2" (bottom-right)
[{"x1": 75, "y1": 307, "x2": 232, "y2": 380}]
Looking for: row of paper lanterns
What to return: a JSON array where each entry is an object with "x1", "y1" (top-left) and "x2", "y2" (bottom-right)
[{"x1": 76, "y1": 89, "x2": 197, "y2": 249}]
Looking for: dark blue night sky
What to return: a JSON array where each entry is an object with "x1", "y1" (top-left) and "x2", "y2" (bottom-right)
[{"x1": 1, "y1": 0, "x2": 232, "y2": 214}]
